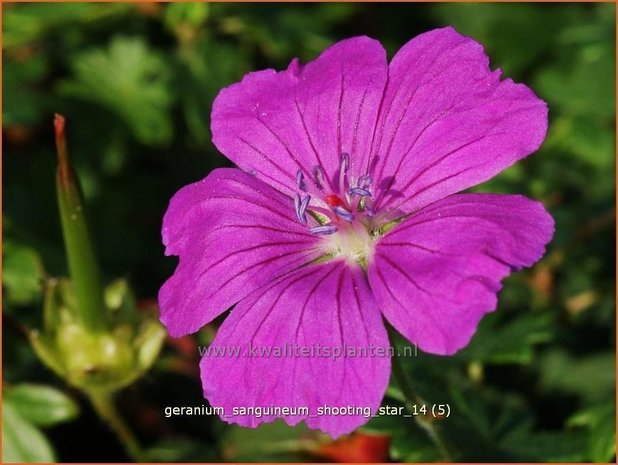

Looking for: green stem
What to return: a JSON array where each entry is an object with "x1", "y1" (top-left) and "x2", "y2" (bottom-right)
[
  {"x1": 54, "y1": 114, "x2": 109, "y2": 332},
  {"x1": 387, "y1": 324, "x2": 453, "y2": 462},
  {"x1": 89, "y1": 393, "x2": 145, "y2": 462}
]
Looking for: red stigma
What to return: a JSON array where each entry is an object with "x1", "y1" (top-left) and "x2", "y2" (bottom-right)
[{"x1": 325, "y1": 194, "x2": 346, "y2": 208}]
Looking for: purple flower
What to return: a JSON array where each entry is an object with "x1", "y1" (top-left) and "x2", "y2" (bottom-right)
[{"x1": 159, "y1": 27, "x2": 554, "y2": 437}]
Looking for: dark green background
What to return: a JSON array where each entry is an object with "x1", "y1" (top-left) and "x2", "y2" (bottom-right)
[{"x1": 3, "y1": 3, "x2": 616, "y2": 462}]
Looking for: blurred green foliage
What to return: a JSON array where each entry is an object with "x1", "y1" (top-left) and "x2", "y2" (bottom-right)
[
  {"x1": 2, "y1": 3, "x2": 615, "y2": 463},
  {"x1": 2, "y1": 383, "x2": 79, "y2": 462}
]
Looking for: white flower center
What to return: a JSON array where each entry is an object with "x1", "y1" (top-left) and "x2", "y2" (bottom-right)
[{"x1": 321, "y1": 222, "x2": 376, "y2": 268}]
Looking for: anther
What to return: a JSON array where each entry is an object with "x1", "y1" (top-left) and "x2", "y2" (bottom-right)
[
  {"x1": 357, "y1": 174, "x2": 372, "y2": 189},
  {"x1": 348, "y1": 187, "x2": 372, "y2": 197},
  {"x1": 299, "y1": 195, "x2": 311, "y2": 222},
  {"x1": 294, "y1": 194, "x2": 305, "y2": 224},
  {"x1": 339, "y1": 153, "x2": 350, "y2": 195},
  {"x1": 310, "y1": 224, "x2": 338, "y2": 235},
  {"x1": 296, "y1": 169, "x2": 307, "y2": 192},
  {"x1": 333, "y1": 206, "x2": 354, "y2": 222},
  {"x1": 312, "y1": 166, "x2": 326, "y2": 190}
]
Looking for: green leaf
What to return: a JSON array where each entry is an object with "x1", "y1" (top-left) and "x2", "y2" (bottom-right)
[
  {"x1": 164, "y1": 3, "x2": 210, "y2": 31},
  {"x1": 2, "y1": 401, "x2": 56, "y2": 463},
  {"x1": 501, "y1": 431, "x2": 587, "y2": 462},
  {"x1": 2, "y1": 3, "x2": 133, "y2": 49},
  {"x1": 539, "y1": 350, "x2": 615, "y2": 401},
  {"x1": 534, "y1": 13, "x2": 615, "y2": 120},
  {"x1": 59, "y1": 37, "x2": 173, "y2": 145},
  {"x1": 456, "y1": 313, "x2": 553, "y2": 364},
  {"x1": 390, "y1": 429, "x2": 442, "y2": 462},
  {"x1": 145, "y1": 438, "x2": 219, "y2": 462},
  {"x1": 175, "y1": 39, "x2": 250, "y2": 146},
  {"x1": 222, "y1": 421, "x2": 318, "y2": 462},
  {"x1": 360, "y1": 398, "x2": 406, "y2": 435},
  {"x1": 569, "y1": 403, "x2": 616, "y2": 462},
  {"x1": 4, "y1": 384, "x2": 79, "y2": 427},
  {"x1": 2, "y1": 242, "x2": 45, "y2": 305},
  {"x1": 588, "y1": 406, "x2": 616, "y2": 462},
  {"x1": 545, "y1": 115, "x2": 615, "y2": 170},
  {"x1": 2, "y1": 54, "x2": 50, "y2": 126},
  {"x1": 431, "y1": 3, "x2": 562, "y2": 76}
]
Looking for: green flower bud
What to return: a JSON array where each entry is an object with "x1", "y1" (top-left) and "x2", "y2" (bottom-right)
[{"x1": 30, "y1": 279, "x2": 165, "y2": 394}]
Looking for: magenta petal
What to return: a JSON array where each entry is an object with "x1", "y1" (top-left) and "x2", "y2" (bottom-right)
[
  {"x1": 159, "y1": 168, "x2": 320, "y2": 337},
  {"x1": 368, "y1": 193, "x2": 554, "y2": 355},
  {"x1": 369, "y1": 27, "x2": 548, "y2": 213},
  {"x1": 200, "y1": 262, "x2": 391, "y2": 438},
  {"x1": 211, "y1": 37, "x2": 387, "y2": 195}
]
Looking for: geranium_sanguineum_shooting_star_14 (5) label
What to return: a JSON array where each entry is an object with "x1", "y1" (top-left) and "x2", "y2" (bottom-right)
[{"x1": 158, "y1": 26, "x2": 554, "y2": 438}]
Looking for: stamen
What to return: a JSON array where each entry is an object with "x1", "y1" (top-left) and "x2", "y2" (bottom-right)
[
  {"x1": 357, "y1": 174, "x2": 372, "y2": 189},
  {"x1": 296, "y1": 169, "x2": 307, "y2": 192},
  {"x1": 340, "y1": 153, "x2": 350, "y2": 172},
  {"x1": 348, "y1": 187, "x2": 372, "y2": 197},
  {"x1": 310, "y1": 224, "x2": 338, "y2": 235},
  {"x1": 339, "y1": 153, "x2": 350, "y2": 195},
  {"x1": 299, "y1": 195, "x2": 311, "y2": 222},
  {"x1": 333, "y1": 206, "x2": 354, "y2": 222},
  {"x1": 296, "y1": 160, "x2": 378, "y2": 243},
  {"x1": 294, "y1": 194, "x2": 306, "y2": 224},
  {"x1": 312, "y1": 166, "x2": 326, "y2": 190}
]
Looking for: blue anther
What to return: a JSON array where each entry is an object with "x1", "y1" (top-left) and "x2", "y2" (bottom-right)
[
  {"x1": 348, "y1": 187, "x2": 372, "y2": 197},
  {"x1": 312, "y1": 166, "x2": 326, "y2": 190},
  {"x1": 296, "y1": 169, "x2": 307, "y2": 192},
  {"x1": 310, "y1": 224, "x2": 338, "y2": 235},
  {"x1": 299, "y1": 195, "x2": 311, "y2": 222},
  {"x1": 294, "y1": 194, "x2": 305, "y2": 224},
  {"x1": 333, "y1": 206, "x2": 354, "y2": 222},
  {"x1": 357, "y1": 174, "x2": 373, "y2": 189}
]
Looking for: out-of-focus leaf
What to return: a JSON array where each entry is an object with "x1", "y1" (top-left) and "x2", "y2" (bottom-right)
[
  {"x1": 145, "y1": 438, "x2": 219, "y2": 462},
  {"x1": 2, "y1": 54, "x2": 49, "y2": 126},
  {"x1": 539, "y1": 350, "x2": 615, "y2": 401},
  {"x1": 535, "y1": 9, "x2": 615, "y2": 120},
  {"x1": 59, "y1": 37, "x2": 174, "y2": 145},
  {"x1": 175, "y1": 39, "x2": 249, "y2": 146},
  {"x1": 2, "y1": 3, "x2": 133, "y2": 49},
  {"x1": 588, "y1": 410, "x2": 616, "y2": 463},
  {"x1": 501, "y1": 431, "x2": 587, "y2": 462},
  {"x1": 569, "y1": 402, "x2": 616, "y2": 462},
  {"x1": 2, "y1": 401, "x2": 56, "y2": 463},
  {"x1": 211, "y1": 4, "x2": 353, "y2": 61},
  {"x1": 2, "y1": 242, "x2": 45, "y2": 305},
  {"x1": 536, "y1": 51, "x2": 615, "y2": 120},
  {"x1": 4, "y1": 384, "x2": 79, "y2": 427},
  {"x1": 431, "y1": 3, "x2": 566, "y2": 76},
  {"x1": 361, "y1": 398, "x2": 406, "y2": 435},
  {"x1": 456, "y1": 313, "x2": 553, "y2": 364},
  {"x1": 545, "y1": 115, "x2": 615, "y2": 170},
  {"x1": 222, "y1": 421, "x2": 318, "y2": 462},
  {"x1": 390, "y1": 428, "x2": 442, "y2": 462},
  {"x1": 164, "y1": 3, "x2": 209, "y2": 32},
  {"x1": 590, "y1": 412, "x2": 616, "y2": 462}
]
